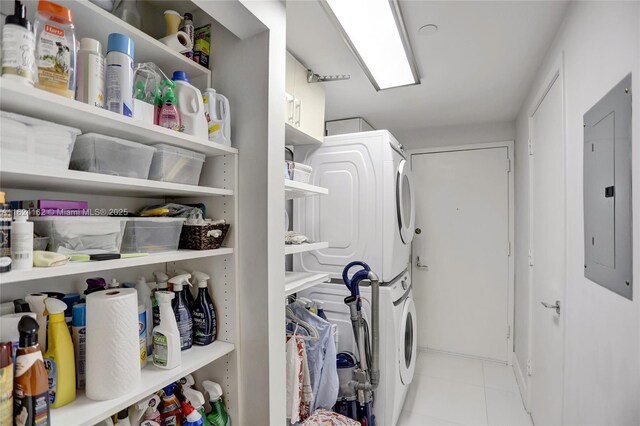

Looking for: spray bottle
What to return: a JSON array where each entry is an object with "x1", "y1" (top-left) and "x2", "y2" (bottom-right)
[
  {"x1": 153, "y1": 271, "x2": 170, "y2": 327},
  {"x1": 43, "y1": 298, "x2": 76, "y2": 408},
  {"x1": 173, "y1": 269, "x2": 194, "y2": 308},
  {"x1": 181, "y1": 400, "x2": 204, "y2": 426},
  {"x1": 160, "y1": 383, "x2": 182, "y2": 426},
  {"x1": 168, "y1": 274, "x2": 193, "y2": 351},
  {"x1": 25, "y1": 293, "x2": 47, "y2": 352},
  {"x1": 136, "y1": 276, "x2": 154, "y2": 356},
  {"x1": 152, "y1": 291, "x2": 180, "y2": 370},
  {"x1": 158, "y1": 79, "x2": 181, "y2": 132},
  {"x1": 183, "y1": 387, "x2": 210, "y2": 426},
  {"x1": 202, "y1": 381, "x2": 230, "y2": 426},
  {"x1": 129, "y1": 394, "x2": 161, "y2": 425},
  {"x1": 191, "y1": 271, "x2": 217, "y2": 346}
]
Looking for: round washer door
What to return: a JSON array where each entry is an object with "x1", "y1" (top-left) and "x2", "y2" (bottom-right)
[
  {"x1": 399, "y1": 297, "x2": 417, "y2": 385},
  {"x1": 396, "y1": 159, "x2": 416, "y2": 244}
]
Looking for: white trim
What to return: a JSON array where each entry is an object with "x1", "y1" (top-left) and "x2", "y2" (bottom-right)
[
  {"x1": 525, "y1": 52, "x2": 567, "y2": 420},
  {"x1": 513, "y1": 353, "x2": 530, "y2": 412},
  {"x1": 410, "y1": 140, "x2": 516, "y2": 365}
]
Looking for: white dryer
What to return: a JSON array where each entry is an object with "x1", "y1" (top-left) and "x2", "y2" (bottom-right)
[
  {"x1": 294, "y1": 130, "x2": 416, "y2": 283},
  {"x1": 299, "y1": 270, "x2": 417, "y2": 426}
]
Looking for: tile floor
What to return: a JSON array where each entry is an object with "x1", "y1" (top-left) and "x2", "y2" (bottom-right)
[{"x1": 398, "y1": 350, "x2": 532, "y2": 426}]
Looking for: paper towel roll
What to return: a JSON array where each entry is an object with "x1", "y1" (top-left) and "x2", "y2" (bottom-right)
[
  {"x1": 86, "y1": 289, "x2": 141, "y2": 400},
  {"x1": 159, "y1": 31, "x2": 193, "y2": 53}
]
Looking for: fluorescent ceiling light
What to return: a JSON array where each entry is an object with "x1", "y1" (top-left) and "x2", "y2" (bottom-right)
[{"x1": 323, "y1": 0, "x2": 419, "y2": 90}]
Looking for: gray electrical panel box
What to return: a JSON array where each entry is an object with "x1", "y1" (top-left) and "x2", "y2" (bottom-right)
[{"x1": 583, "y1": 73, "x2": 633, "y2": 300}]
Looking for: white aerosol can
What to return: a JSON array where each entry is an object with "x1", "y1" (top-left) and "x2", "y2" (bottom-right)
[{"x1": 105, "y1": 33, "x2": 134, "y2": 117}]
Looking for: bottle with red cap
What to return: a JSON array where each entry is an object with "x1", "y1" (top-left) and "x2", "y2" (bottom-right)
[
  {"x1": 181, "y1": 400, "x2": 204, "y2": 426},
  {"x1": 33, "y1": 0, "x2": 77, "y2": 98}
]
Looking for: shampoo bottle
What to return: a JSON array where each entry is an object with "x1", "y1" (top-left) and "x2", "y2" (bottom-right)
[
  {"x1": 11, "y1": 209, "x2": 33, "y2": 271},
  {"x1": 152, "y1": 291, "x2": 180, "y2": 369},
  {"x1": 43, "y1": 298, "x2": 75, "y2": 408},
  {"x1": 136, "y1": 276, "x2": 153, "y2": 356},
  {"x1": 202, "y1": 381, "x2": 230, "y2": 426},
  {"x1": 152, "y1": 271, "x2": 169, "y2": 327},
  {"x1": 191, "y1": 271, "x2": 217, "y2": 346},
  {"x1": 13, "y1": 315, "x2": 50, "y2": 426},
  {"x1": 168, "y1": 274, "x2": 193, "y2": 351}
]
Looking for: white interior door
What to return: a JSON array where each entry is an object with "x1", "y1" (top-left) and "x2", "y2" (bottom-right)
[
  {"x1": 530, "y1": 72, "x2": 565, "y2": 425},
  {"x1": 412, "y1": 147, "x2": 511, "y2": 361}
]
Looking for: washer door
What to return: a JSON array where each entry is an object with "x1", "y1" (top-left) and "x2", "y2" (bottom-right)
[
  {"x1": 396, "y1": 159, "x2": 416, "y2": 244},
  {"x1": 399, "y1": 297, "x2": 417, "y2": 384}
]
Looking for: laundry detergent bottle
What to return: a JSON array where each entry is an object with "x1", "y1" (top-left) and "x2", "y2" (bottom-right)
[
  {"x1": 152, "y1": 291, "x2": 180, "y2": 370},
  {"x1": 203, "y1": 88, "x2": 231, "y2": 146},
  {"x1": 169, "y1": 274, "x2": 193, "y2": 351},
  {"x1": 43, "y1": 298, "x2": 75, "y2": 408},
  {"x1": 171, "y1": 71, "x2": 207, "y2": 139},
  {"x1": 191, "y1": 271, "x2": 217, "y2": 346},
  {"x1": 203, "y1": 381, "x2": 230, "y2": 426}
]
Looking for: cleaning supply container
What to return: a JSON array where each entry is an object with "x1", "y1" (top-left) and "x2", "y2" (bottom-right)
[
  {"x1": 11, "y1": 209, "x2": 33, "y2": 271},
  {"x1": 43, "y1": 298, "x2": 76, "y2": 408},
  {"x1": 171, "y1": 71, "x2": 208, "y2": 139},
  {"x1": 70, "y1": 133, "x2": 156, "y2": 179},
  {"x1": 71, "y1": 303, "x2": 86, "y2": 389},
  {"x1": 106, "y1": 33, "x2": 134, "y2": 117},
  {"x1": 121, "y1": 218, "x2": 186, "y2": 253},
  {"x1": 31, "y1": 216, "x2": 127, "y2": 254},
  {"x1": 203, "y1": 381, "x2": 230, "y2": 426},
  {"x1": 203, "y1": 89, "x2": 231, "y2": 146},
  {"x1": 1, "y1": 0, "x2": 36, "y2": 85},
  {"x1": 191, "y1": 271, "x2": 217, "y2": 346},
  {"x1": 0, "y1": 111, "x2": 81, "y2": 170},
  {"x1": 169, "y1": 273, "x2": 193, "y2": 351},
  {"x1": 152, "y1": 291, "x2": 180, "y2": 369},
  {"x1": 148, "y1": 144, "x2": 205, "y2": 185},
  {"x1": 34, "y1": 0, "x2": 76, "y2": 98},
  {"x1": 76, "y1": 38, "x2": 105, "y2": 108}
]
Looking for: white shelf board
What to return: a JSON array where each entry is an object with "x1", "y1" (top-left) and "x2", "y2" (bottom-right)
[
  {"x1": 285, "y1": 272, "x2": 330, "y2": 296},
  {"x1": 0, "y1": 81, "x2": 236, "y2": 157},
  {"x1": 285, "y1": 180, "x2": 328, "y2": 199},
  {"x1": 58, "y1": 0, "x2": 210, "y2": 83},
  {"x1": 285, "y1": 122, "x2": 323, "y2": 146},
  {"x1": 51, "y1": 342, "x2": 235, "y2": 426},
  {"x1": 0, "y1": 248, "x2": 233, "y2": 285},
  {"x1": 284, "y1": 241, "x2": 329, "y2": 255},
  {"x1": 0, "y1": 167, "x2": 233, "y2": 198}
]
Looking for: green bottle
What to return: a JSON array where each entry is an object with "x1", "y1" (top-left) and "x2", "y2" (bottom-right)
[{"x1": 202, "y1": 381, "x2": 230, "y2": 426}]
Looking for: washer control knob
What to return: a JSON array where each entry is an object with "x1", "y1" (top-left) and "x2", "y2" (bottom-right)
[{"x1": 402, "y1": 280, "x2": 407, "y2": 290}]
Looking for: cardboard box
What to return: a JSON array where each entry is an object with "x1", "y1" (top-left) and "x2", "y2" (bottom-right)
[{"x1": 194, "y1": 24, "x2": 211, "y2": 68}]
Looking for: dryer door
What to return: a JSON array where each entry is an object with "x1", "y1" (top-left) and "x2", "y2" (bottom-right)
[
  {"x1": 399, "y1": 297, "x2": 417, "y2": 385},
  {"x1": 397, "y1": 159, "x2": 416, "y2": 244}
]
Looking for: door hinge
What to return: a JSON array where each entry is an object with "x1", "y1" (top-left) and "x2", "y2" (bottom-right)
[
  {"x1": 507, "y1": 241, "x2": 512, "y2": 256},
  {"x1": 528, "y1": 138, "x2": 533, "y2": 156},
  {"x1": 527, "y1": 359, "x2": 533, "y2": 376},
  {"x1": 507, "y1": 325, "x2": 511, "y2": 339},
  {"x1": 528, "y1": 249, "x2": 534, "y2": 266}
]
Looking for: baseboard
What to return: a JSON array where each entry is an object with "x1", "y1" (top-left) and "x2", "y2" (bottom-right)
[{"x1": 512, "y1": 353, "x2": 530, "y2": 412}]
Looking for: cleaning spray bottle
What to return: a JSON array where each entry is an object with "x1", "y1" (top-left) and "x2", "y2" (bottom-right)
[
  {"x1": 43, "y1": 298, "x2": 75, "y2": 408},
  {"x1": 191, "y1": 271, "x2": 217, "y2": 346},
  {"x1": 152, "y1": 291, "x2": 180, "y2": 370},
  {"x1": 183, "y1": 387, "x2": 210, "y2": 426},
  {"x1": 25, "y1": 293, "x2": 47, "y2": 352},
  {"x1": 136, "y1": 276, "x2": 154, "y2": 356},
  {"x1": 129, "y1": 394, "x2": 161, "y2": 426},
  {"x1": 173, "y1": 269, "x2": 194, "y2": 308},
  {"x1": 13, "y1": 315, "x2": 50, "y2": 426},
  {"x1": 168, "y1": 274, "x2": 193, "y2": 351},
  {"x1": 160, "y1": 383, "x2": 183, "y2": 426},
  {"x1": 202, "y1": 381, "x2": 230, "y2": 426},
  {"x1": 181, "y1": 399, "x2": 204, "y2": 426},
  {"x1": 158, "y1": 79, "x2": 181, "y2": 132},
  {"x1": 153, "y1": 271, "x2": 170, "y2": 327}
]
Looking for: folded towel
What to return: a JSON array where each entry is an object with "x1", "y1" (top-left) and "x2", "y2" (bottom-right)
[{"x1": 33, "y1": 251, "x2": 70, "y2": 267}]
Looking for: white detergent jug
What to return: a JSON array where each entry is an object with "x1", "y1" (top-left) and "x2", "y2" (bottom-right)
[
  {"x1": 203, "y1": 88, "x2": 231, "y2": 146},
  {"x1": 172, "y1": 71, "x2": 208, "y2": 139}
]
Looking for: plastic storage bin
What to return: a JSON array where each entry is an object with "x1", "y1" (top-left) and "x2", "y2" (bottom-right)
[
  {"x1": 121, "y1": 218, "x2": 186, "y2": 253},
  {"x1": 286, "y1": 161, "x2": 312, "y2": 184},
  {"x1": 31, "y1": 217, "x2": 127, "y2": 255},
  {"x1": 148, "y1": 144, "x2": 205, "y2": 185},
  {"x1": 0, "y1": 111, "x2": 81, "y2": 170},
  {"x1": 69, "y1": 133, "x2": 156, "y2": 179}
]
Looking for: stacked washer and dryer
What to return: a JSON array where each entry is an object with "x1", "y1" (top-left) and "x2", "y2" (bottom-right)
[{"x1": 294, "y1": 130, "x2": 418, "y2": 426}]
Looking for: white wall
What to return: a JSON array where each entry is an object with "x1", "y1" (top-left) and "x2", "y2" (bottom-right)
[
  {"x1": 514, "y1": 2, "x2": 640, "y2": 424},
  {"x1": 393, "y1": 121, "x2": 516, "y2": 150}
]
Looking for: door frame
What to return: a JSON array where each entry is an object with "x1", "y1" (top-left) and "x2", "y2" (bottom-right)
[
  {"x1": 524, "y1": 53, "x2": 566, "y2": 416},
  {"x1": 408, "y1": 141, "x2": 515, "y2": 365}
]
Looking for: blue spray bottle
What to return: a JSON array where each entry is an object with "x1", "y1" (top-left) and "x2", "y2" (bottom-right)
[
  {"x1": 168, "y1": 273, "x2": 193, "y2": 350},
  {"x1": 191, "y1": 271, "x2": 217, "y2": 346}
]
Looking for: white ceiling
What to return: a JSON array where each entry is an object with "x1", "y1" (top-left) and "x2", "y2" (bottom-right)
[{"x1": 286, "y1": 0, "x2": 568, "y2": 132}]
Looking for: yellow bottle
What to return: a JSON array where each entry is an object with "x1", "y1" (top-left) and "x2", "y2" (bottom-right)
[{"x1": 44, "y1": 298, "x2": 76, "y2": 408}]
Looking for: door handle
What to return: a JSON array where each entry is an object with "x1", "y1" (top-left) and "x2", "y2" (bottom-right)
[
  {"x1": 541, "y1": 300, "x2": 561, "y2": 315},
  {"x1": 285, "y1": 94, "x2": 295, "y2": 123},
  {"x1": 416, "y1": 256, "x2": 428, "y2": 270}
]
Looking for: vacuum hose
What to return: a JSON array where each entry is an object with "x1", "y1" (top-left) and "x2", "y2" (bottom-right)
[{"x1": 368, "y1": 270, "x2": 380, "y2": 389}]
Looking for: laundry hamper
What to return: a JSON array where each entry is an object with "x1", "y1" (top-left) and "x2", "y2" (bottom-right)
[{"x1": 179, "y1": 223, "x2": 230, "y2": 250}]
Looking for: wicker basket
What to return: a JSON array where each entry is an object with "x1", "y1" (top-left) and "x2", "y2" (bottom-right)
[{"x1": 179, "y1": 223, "x2": 230, "y2": 250}]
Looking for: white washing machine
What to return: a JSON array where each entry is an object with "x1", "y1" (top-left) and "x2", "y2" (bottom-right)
[
  {"x1": 294, "y1": 130, "x2": 416, "y2": 283},
  {"x1": 299, "y1": 269, "x2": 417, "y2": 426}
]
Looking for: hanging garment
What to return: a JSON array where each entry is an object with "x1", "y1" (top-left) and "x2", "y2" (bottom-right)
[
  {"x1": 286, "y1": 336, "x2": 303, "y2": 423},
  {"x1": 289, "y1": 302, "x2": 339, "y2": 411},
  {"x1": 300, "y1": 339, "x2": 313, "y2": 421},
  {"x1": 302, "y1": 409, "x2": 361, "y2": 426}
]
